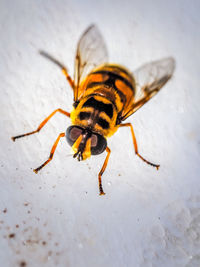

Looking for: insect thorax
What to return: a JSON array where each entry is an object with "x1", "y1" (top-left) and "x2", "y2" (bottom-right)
[{"x1": 70, "y1": 94, "x2": 119, "y2": 138}]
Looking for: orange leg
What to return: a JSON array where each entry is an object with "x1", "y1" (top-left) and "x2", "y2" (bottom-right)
[
  {"x1": 39, "y1": 51, "x2": 74, "y2": 89},
  {"x1": 34, "y1": 132, "x2": 65, "y2": 173},
  {"x1": 11, "y1": 109, "x2": 70, "y2": 141},
  {"x1": 120, "y1": 123, "x2": 160, "y2": 170},
  {"x1": 98, "y1": 147, "x2": 111, "y2": 195}
]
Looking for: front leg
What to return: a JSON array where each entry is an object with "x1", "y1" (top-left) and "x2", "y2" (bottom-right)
[
  {"x1": 34, "y1": 132, "x2": 65, "y2": 173},
  {"x1": 12, "y1": 109, "x2": 70, "y2": 141}
]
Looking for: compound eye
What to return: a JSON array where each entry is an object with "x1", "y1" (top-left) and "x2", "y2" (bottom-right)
[
  {"x1": 91, "y1": 133, "x2": 107, "y2": 155},
  {"x1": 66, "y1": 126, "x2": 83, "y2": 146},
  {"x1": 91, "y1": 134, "x2": 98, "y2": 147}
]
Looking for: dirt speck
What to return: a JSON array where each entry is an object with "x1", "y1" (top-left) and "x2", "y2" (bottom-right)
[
  {"x1": 19, "y1": 261, "x2": 27, "y2": 267},
  {"x1": 42, "y1": 241, "x2": 47, "y2": 246},
  {"x1": 26, "y1": 239, "x2": 39, "y2": 245},
  {"x1": 16, "y1": 224, "x2": 19, "y2": 228},
  {"x1": 3, "y1": 208, "x2": 7, "y2": 213},
  {"x1": 48, "y1": 250, "x2": 52, "y2": 256},
  {"x1": 9, "y1": 233, "x2": 16, "y2": 238}
]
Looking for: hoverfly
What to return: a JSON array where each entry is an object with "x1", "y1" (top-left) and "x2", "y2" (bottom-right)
[{"x1": 12, "y1": 25, "x2": 175, "y2": 195}]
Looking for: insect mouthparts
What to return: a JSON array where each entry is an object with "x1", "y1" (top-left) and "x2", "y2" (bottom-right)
[{"x1": 73, "y1": 151, "x2": 83, "y2": 161}]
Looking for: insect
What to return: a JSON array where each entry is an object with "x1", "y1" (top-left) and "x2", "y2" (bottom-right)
[{"x1": 12, "y1": 25, "x2": 175, "y2": 195}]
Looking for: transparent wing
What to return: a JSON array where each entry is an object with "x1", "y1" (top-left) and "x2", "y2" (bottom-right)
[
  {"x1": 74, "y1": 25, "x2": 108, "y2": 102},
  {"x1": 120, "y1": 57, "x2": 175, "y2": 121}
]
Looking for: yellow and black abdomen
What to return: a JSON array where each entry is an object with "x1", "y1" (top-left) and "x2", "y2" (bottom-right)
[{"x1": 70, "y1": 64, "x2": 136, "y2": 137}]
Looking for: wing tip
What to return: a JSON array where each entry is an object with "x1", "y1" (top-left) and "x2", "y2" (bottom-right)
[
  {"x1": 84, "y1": 24, "x2": 97, "y2": 35},
  {"x1": 164, "y1": 57, "x2": 176, "y2": 73}
]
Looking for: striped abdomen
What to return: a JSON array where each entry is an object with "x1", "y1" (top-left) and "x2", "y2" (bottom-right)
[{"x1": 70, "y1": 64, "x2": 136, "y2": 137}]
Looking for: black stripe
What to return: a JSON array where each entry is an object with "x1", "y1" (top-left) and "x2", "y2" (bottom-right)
[
  {"x1": 87, "y1": 81, "x2": 126, "y2": 106},
  {"x1": 91, "y1": 70, "x2": 134, "y2": 92},
  {"x1": 83, "y1": 97, "x2": 113, "y2": 118},
  {"x1": 97, "y1": 118, "x2": 109, "y2": 129},
  {"x1": 87, "y1": 80, "x2": 126, "y2": 104},
  {"x1": 113, "y1": 65, "x2": 130, "y2": 76},
  {"x1": 79, "y1": 112, "x2": 91, "y2": 120},
  {"x1": 84, "y1": 93, "x2": 118, "y2": 112},
  {"x1": 88, "y1": 70, "x2": 134, "y2": 105}
]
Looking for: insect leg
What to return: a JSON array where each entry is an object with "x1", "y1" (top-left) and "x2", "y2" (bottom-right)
[
  {"x1": 98, "y1": 147, "x2": 111, "y2": 195},
  {"x1": 11, "y1": 109, "x2": 70, "y2": 141},
  {"x1": 34, "y1": 132, "x2": 65, "y2": 173},
  {"x1": 39, "y1": 51, "x2": 74, "y2": 89},
  {"x1": 120, "y1": 123, "x2": 160, "y2": 170}
]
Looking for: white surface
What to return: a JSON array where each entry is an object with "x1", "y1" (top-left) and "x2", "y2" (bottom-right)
[{"x1": 0, "y1": 0, "x2": 200, "y2": 266}]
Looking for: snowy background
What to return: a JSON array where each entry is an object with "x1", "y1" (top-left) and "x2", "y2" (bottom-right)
[{"x1": 1, "y1": 0, "x2": 200, "y2": 266}]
